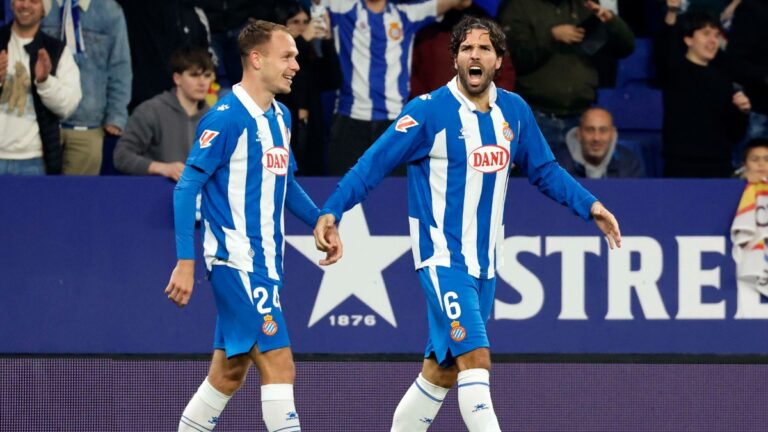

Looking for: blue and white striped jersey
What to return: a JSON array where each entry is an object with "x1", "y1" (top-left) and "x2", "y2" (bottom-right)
[
  {"x1": 175, "y1": 85, "x2": 320, "y2": 281},
  {"x1": 324, "y1": 78, "x2": 598, "y2": 279},
  {"x1": 329, "y1": 0, "x2": 437, "y2": 121}
]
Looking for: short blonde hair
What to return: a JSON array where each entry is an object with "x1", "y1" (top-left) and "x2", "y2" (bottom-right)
[{"x1": 238, "y1": 20, "x2": 290, "y2": 59}]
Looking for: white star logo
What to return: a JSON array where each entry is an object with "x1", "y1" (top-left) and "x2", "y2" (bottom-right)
[{"x1": 286, "y1": 205, "x2": 411, "y2": 328}]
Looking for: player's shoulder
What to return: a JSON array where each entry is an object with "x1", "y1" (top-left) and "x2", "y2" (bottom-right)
[
  {"x1": 407, "y1": 85, "x2": 454, "y2": 110},
  {"x1": 199, "y1": 93, "x2": 246, "y2": 130},
  {"x1": 495, "y1": 87, "x2": 532, "y2": 115},
  {"x1": 496, "y1": 87, "x2": 526, "y2": 105}
]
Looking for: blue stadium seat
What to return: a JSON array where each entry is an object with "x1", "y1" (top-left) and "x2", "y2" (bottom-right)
[
  {"x1": 615, "y1": 38, "x2": 655, "y2": 87},
  {"x1": 597, "y1": 83, "x2": 662, "y2": 131}
]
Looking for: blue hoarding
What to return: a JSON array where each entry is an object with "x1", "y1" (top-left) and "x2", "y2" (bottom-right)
[{"x1": 0, "y1": 177, "x2": 766, "y2": 354}]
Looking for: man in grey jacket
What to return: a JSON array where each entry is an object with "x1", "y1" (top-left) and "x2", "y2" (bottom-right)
[
  {"x1": 113, "y1": 47, "x2": 213, "y2": 181},
  {"x1": 554, "y1": 107, "x2": 644, "y2": 178}
]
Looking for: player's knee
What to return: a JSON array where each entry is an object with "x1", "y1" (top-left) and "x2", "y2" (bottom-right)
[
  {"x1": 456, "y1": 348, "x2": 492, "y2": 371},
  {"x1": 431, "y1": 368, "x2": 458, "y2": 388},
  {"x1": 257, "y1": 348, "x2": 296, "y2": 384},
  {"x1": 210, "y1": 362, "x2": 250, "y2": 394},
  {"x1": 422, "y1": 361, "x2": 458, "y2": 388}
]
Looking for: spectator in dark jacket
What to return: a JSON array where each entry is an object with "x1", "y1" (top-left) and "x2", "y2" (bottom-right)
[
  {"x1": 273, "y1": 0, "x2": 341, "y2": 176},
  {"x1": 555, "y1": 107, "x2": 644, "y2": 178},
  {"x1": 657, "y1": 5, "x2": 751, "y2": 177},
  {"x1": 117, "y1": 0, "x2": 210, "y2": 111},
  {"x1": 499, "y1": 0, "x2": 635, "y2": 151},
  {"x1": 728, "y1": 0, "x2": 768, "y2": 142}
]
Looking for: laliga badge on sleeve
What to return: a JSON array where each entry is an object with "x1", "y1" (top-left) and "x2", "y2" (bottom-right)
[
  {"x1": 395, "y1": 115, "x2": 419, "y2": 133},
  {"x1": 199, "y1": 130, "x2": 219, "y2": 148}
]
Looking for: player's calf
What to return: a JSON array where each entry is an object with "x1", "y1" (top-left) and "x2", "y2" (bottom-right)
[
  {"x1": 178, "y1": 377, "x2": 232, "y2": 432},
  {"x1": 253, "y1": 347, "x2": 301, "y2": 431},
  {"x1": 391, "y1": 372, "x2": 451, "y2": 431},
  {"x1": 457, "y1": 368, "x2": 500, "y2": 432}
]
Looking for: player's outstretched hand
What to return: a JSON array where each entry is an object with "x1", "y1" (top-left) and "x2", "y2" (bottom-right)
[
  {"x1": 314, "y1": 214, "x2": 343, "y2": 265},
  {"x1": 164, "y1": 259, "x2": 195, "y2": 307},
  {"x1": 591, "y1": 201, "x2": 621, "y2": 249}
]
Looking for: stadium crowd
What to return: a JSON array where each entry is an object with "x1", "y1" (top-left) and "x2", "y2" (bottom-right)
[{"x1": 0, "y1": 0, "x2": 766, "y2": 179}]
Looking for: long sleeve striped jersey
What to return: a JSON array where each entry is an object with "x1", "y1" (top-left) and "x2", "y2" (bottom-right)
[
  {"x1": 174, "y1": 85, "x2": 321, "y2": 281},
  {"x1": 324, "y1": 78, "x2": 597, "y2": 279}
]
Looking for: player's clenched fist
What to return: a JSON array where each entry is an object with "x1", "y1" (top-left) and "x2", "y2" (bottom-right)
[{"x1": 164, "y1": 259, "x2": 195, "y2": 307}]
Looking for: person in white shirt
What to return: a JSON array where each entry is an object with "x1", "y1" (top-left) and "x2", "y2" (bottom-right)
[{"x1": 0, "y1": 0, "x2": 81, "y2": 175}]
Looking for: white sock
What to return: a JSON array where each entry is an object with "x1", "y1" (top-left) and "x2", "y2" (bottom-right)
[
  {"x1": 391, "y1": 373, "x2": 450, "y2": 431},
  {"x1": 261, "y1": 384, "x2": 301, "y2": 432},
  {"x1": 179, "y1": 377, "x2": 231, "y2": 431},
  {"x1": 457, "y1": 369, "x2": 501, "y2": 432}
]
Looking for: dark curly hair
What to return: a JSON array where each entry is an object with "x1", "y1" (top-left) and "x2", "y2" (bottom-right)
[{"x1": 450, "y1": 15, "x2": 506, "y2": 58}]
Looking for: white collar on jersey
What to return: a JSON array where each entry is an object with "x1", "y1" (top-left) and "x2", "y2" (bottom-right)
[
  {"x1": 447, "y1": 77, "x2": 498, "y2": 112},
  {"x1": 55, "y1": 0, "x2": 91, "y2": 12},
  {"x1": 232, "y1": 84, "x2": 284, "y2": 119}
]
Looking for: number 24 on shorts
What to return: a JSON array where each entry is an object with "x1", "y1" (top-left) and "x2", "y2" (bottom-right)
[{"x1": 252, "y1": 286, "x2": 281, "y2": 314}]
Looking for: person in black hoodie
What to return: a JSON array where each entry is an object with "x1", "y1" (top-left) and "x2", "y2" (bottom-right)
[
  {"x1": 273, "y1": 0, "x2": 341, "y2": 176},
  {"x1": 656, "y1": 4, "x2": 751, "y2": 177}
]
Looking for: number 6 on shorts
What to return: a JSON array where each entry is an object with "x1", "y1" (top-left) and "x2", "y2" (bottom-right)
[{"x1": 443, "y1": 292, "x2": 461, "y2": 319}]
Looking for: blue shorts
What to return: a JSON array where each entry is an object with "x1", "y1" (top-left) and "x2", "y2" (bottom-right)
[
  {"x1": 418, "y1": 266, "x2": 496, "y2": 367},
  {"x1": 209, "y1": 265, "x2": 290, "y2": 358}
]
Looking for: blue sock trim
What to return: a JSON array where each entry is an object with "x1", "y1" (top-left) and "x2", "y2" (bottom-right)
[
  {"x1": 414, "y1": 380, "x2": 444, "y2": 403},
  {"x1": 180, "y1": 415, "x2": 213, "y2": 432},
  {"x1": 457, "y1": 381, "x2": 490, "y2": 388},
  {"x1": 272, "y1": 427, "x2": 301, "y2": 432}
]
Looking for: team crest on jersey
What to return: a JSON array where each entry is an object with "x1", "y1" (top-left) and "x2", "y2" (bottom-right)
[
  {"x1": 450, "y1": 321, "x2": 466, "y2": 342},
  {"x1": 501, "y1": 122, "x2": 514, "y2": 141},
  {"x1": 468, "y1": 145, "x2": 509, "y2": 173},
  {"x1": 395, "y1": 115, "x2": 419, "y2": 133},
  {"x1": 387, "y1": 22, "x2": 403, "y2": 40},
  {"x1": 216, "y1": 104, "x2": 230, "y2": 111},
  {"x1": 419, "y1": 94, "x2": 431, "y2": 101},
  {"x1": 262, "y1": 146, "x2": 290, "y2": 176},
  {"x1": 199, "y1": 130, "x2": 219, "y2": 148},
  {"x1": 262, "y1": 315, "x2": 278, "y2": 336}
]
